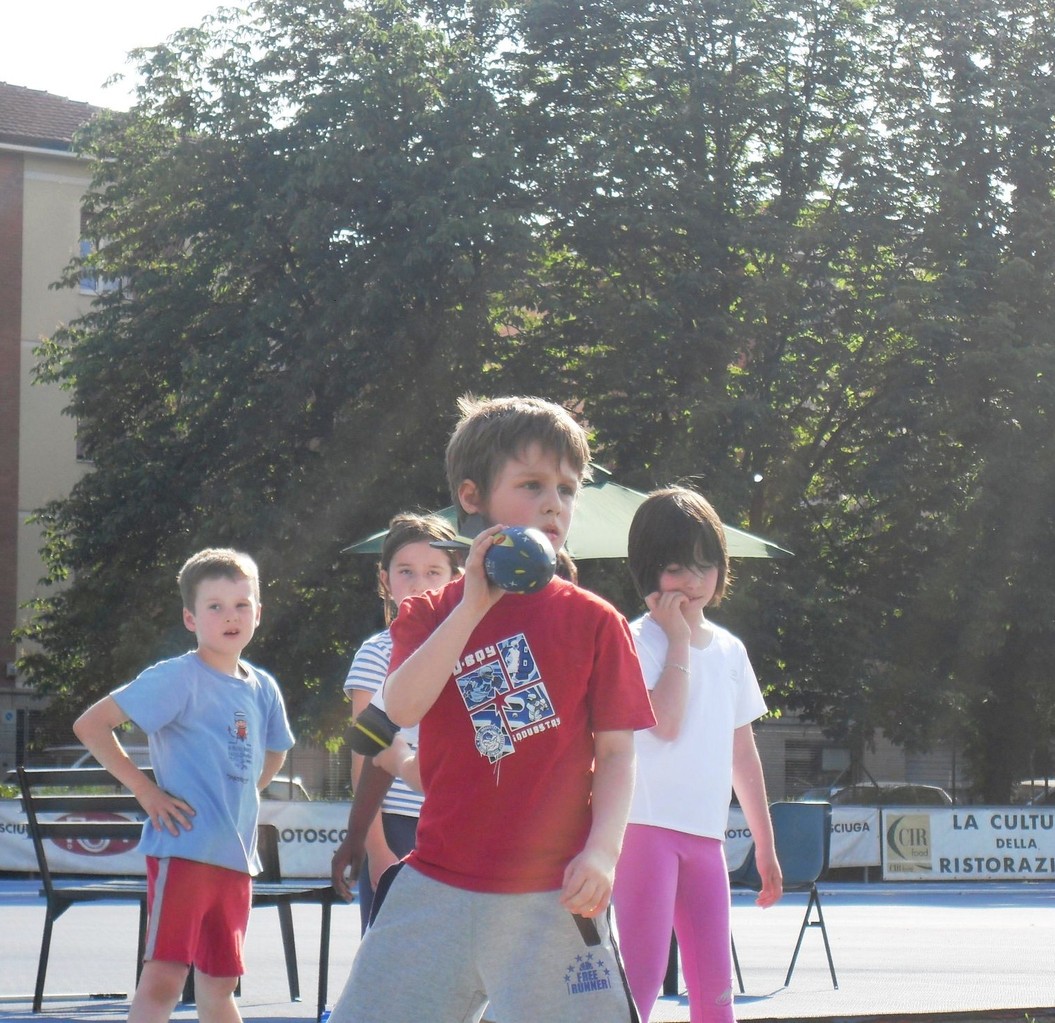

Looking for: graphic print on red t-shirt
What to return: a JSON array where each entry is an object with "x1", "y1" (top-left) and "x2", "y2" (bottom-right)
[{"x1": 453, "y1": 632, "x2": 560, "y2": 763}]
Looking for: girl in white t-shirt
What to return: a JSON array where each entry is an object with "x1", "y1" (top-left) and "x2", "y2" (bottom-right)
[
  {"x1": 338, "y1": 513, "x2": 461, "y2": 932},
  {"x1": 613, "y1": 487, "x2": 783, "y2": 1023}
]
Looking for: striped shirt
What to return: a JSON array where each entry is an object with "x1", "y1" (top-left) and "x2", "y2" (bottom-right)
[{"x1": 344, "y1": 629, "x2": 423, "y2": 817}]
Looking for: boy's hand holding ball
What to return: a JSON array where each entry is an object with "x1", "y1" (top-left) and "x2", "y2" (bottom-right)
[
  {"x1": 483, "y1": 527, "x2": 556, "y2": 593},
  {"x1": 433, "y1": 523, "x2": 557, "y2": 595}
]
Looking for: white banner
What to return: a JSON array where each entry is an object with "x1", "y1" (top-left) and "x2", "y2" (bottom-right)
[
  {"x1": 3, "y1": 799, "x2": 1013, "y2": 880},
  {"x1": 259, "y1": 801, "x2": 351, "y2": 877},
  {"x1": 829, "y1": 806, "x2": 880, "y2": 867},
  {"x1": 882, "y1": 806, "x2": 1055, "y2": 880},
  {"x1": 0, "y1": 800, "x2": 352, "y2": 878},
  {"x1": 725, "y1": 805, "x2": 879, "y2": 870},
  {"x1": 0, "y1": 801, "x2": 146, "y2": 874}
]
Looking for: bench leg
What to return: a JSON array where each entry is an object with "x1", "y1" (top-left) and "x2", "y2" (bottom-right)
[
  {"x1": 317, "y1": 901, "x2": 332, "y2": 1022},
  {"x1": 662, "y1": 931, "x2": 679, "y2": 996},
  {"x1": 278, "y1": 899, "x2": 301, "y2": 1001},
  {"x1": 181, "y1": 968, "x2": 195, "y2": 1004},
  {"x1": 136, "y1": 901, "x2": 148, "y2": 983},
  {"x1": 784, "y1": 886, "x2": 838, "y2": 990},
  {"x1": 731, "y1": 931, "x2": 744, "y2": 993},
  {"x1": 180, "y1": 968, "x2": 240, "y2": 1004},
  {"x1": 33, "y1": 912, "x2": 56, "y2": 1013}
]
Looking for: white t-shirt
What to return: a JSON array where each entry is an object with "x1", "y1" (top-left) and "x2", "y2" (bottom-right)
[
  {"x1": 628, "y1": 614, "x2": 767, "y2": 839},
  {"x1": 344, "y1": 629, "x2": 422, "y2": 817}
]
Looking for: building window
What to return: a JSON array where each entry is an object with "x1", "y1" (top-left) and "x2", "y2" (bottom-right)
[
  {"x1": 78, "y1": 238, "x2": 120, "y2": 296},
  {"x1": 75, "y1": 421, "x2": 94, "y2": 463},
  {"x1": 78, "y1": 209, "x2": 121, "y2": 296},
  {"x1": 785, "y1": 740, "x2": 826, "y2": 796}
]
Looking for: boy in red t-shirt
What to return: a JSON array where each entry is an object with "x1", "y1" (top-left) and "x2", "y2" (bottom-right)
[{"x1": 328, "y1": 395, "x2": 655, "y2": 1023}]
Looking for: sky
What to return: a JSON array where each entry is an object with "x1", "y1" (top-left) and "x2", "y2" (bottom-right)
[{"x1": 2, "y1": 1, "x2": 251, "y2": 111}]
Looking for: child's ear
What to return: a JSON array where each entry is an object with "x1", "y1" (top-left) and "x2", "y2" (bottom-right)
[
  {"x1": 458, "y1": 479, "x2": 483, "y2": 515},
  {"x1": 378, "y1": 569, "x2": 391, "y2": 597},
  {"x1": 182, "y1": 607, "x2": 197, "y2": 634}
]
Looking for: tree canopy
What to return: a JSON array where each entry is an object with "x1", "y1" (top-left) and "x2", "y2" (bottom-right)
[{"x1": 21, "y1": 0, "x2": 1055, "y2": 798}]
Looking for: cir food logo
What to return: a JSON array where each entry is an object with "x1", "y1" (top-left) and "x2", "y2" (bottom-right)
[
  {"x1": 52, "y1": 813, "x2": 139, "y2": 857},
  {"x1": 885, "y1": 813, "x2": 932, "y2": 873}
]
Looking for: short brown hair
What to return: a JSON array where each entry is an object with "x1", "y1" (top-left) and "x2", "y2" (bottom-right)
[
  {"x1": 627, "y1": 487, "x2": 731, "y2": 606},
  {"x1": 177, "y1": 548, "x2": 260, "y2": 610},
  {"x1": 445, "y1": 395, "x2": 591, "y2": 525}
]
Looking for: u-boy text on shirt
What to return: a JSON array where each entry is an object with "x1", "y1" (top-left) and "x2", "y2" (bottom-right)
[{"x1": 454, "y1": 633, "x2": 560, "y2": 763}]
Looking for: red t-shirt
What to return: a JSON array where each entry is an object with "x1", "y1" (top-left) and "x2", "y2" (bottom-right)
[{"x1": 388, "y1": 576, "x2": 655, "y2": 893}]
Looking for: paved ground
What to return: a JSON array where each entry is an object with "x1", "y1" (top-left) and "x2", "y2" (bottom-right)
[
  {"x1": 1, "y1": 878, "x2": 1053, "y2": 1022},
  {"x1": 657, "y1": 882, "x2": 1055, "y2": 1022}
]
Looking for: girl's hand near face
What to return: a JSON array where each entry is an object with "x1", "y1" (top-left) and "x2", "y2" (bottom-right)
[{"x1": 645, "y1": 589, "x2": 693, "y2": 645}]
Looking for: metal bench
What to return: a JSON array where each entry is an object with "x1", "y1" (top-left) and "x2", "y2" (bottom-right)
[{"x1": 16, "y1": 765, "x2": 341, "y2": 1020}]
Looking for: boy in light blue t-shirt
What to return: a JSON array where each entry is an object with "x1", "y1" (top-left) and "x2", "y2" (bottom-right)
[{"x1": 75, "y1": 548, "x2": 294, "y2": 1023}]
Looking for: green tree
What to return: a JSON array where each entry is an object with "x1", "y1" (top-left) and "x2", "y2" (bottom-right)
[
  {"x1": 505, "y1": 0, "x2": 949, "y2": 744},
  {"x1": 20, "y1": 0, "x2": 1055, "y2": 802},
  {"x1": 506, "y1": 0, "x2": 1055, "y2": 797},
  {"x1": 872, "y1": 0, "x2": 1055, "y2": 798},
  {"x1": 23, "y1": 0, "x2": 533, "y2": 737}
]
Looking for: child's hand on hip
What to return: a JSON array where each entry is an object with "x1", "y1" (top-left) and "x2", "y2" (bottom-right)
[{"x1": 137, "y1": 782, "x2": 195, "y2": 836}]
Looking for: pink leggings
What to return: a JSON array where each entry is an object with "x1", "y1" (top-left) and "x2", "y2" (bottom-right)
[{"x1": 613, "y1": 824, "x2": 735, "y2": 1023}]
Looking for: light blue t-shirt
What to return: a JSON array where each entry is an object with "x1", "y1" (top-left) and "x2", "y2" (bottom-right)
[{"x1": 113, "y1": 651, "x2": 295, "y2": 874}]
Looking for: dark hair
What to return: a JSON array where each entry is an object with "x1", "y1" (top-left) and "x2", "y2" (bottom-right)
[
  {"x1": 378, "y1": 513, "x2": 461, "y2": 623},
  {"x1": 445, "y1": 395, "x2": 591, "y2": 526},
  {"x1": 177, "y1": 548, "x2": 260, "y2": 610},
  {"x1": 555, "y1": 547, "x2": 578, "y2": 584},
  {"x1": 627, "y1": 487, "x2": 730, "y2": 606}
]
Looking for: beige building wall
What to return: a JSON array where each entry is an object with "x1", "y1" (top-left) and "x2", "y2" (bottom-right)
[
  {"x1": 17, "y1": 152, "x2": 93, "y2": 645},
  {"x1": 1, "y1": 138, "x2": 96, "y2": 775},
  {"x1": 752, "y1": 714, "x2": 966, "y2": 802}
]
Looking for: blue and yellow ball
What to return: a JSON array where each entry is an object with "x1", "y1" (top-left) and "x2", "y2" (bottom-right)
[{"x1": 484, "y1": 527, "x2": 557, "y2": 593}]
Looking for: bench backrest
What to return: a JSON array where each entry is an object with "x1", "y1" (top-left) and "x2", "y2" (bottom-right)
[{"x1": 16, "y1": 766, "x2": 150, "y2": 897}]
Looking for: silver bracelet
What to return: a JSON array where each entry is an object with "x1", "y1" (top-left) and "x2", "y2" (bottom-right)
[{"x1": 664, "y1": 662, "x2": 690, "y2": 675}]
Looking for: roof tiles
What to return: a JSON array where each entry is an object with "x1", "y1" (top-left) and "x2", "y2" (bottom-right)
[{"x1": 0, "y1": 82, "x2": 102, "y2": 150}]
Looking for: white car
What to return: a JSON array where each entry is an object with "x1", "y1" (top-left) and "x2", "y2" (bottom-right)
[{"x1": 29, "y1": 744, "x2": 310, "y2": 800}]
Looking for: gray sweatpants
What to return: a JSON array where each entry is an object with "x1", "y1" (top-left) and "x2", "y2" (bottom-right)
[{"x1": 329, "y1": 864, "x2": 639, "y2": 1023}]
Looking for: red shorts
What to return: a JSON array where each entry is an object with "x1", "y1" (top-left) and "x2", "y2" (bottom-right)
[{"x1": 144, "y1": 856, "x2": 251, "y2": 977}]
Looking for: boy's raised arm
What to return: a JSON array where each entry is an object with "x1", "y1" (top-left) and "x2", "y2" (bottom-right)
[
  {"x1": 73, "y1": 695, "x2": 195, "y2": 836},
  {"x1": 384, "y1": 527, "x2": 505, "y2": 727},
  {"x1": 559, "y1": 728, "x2": 636, "y2": 919}
]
